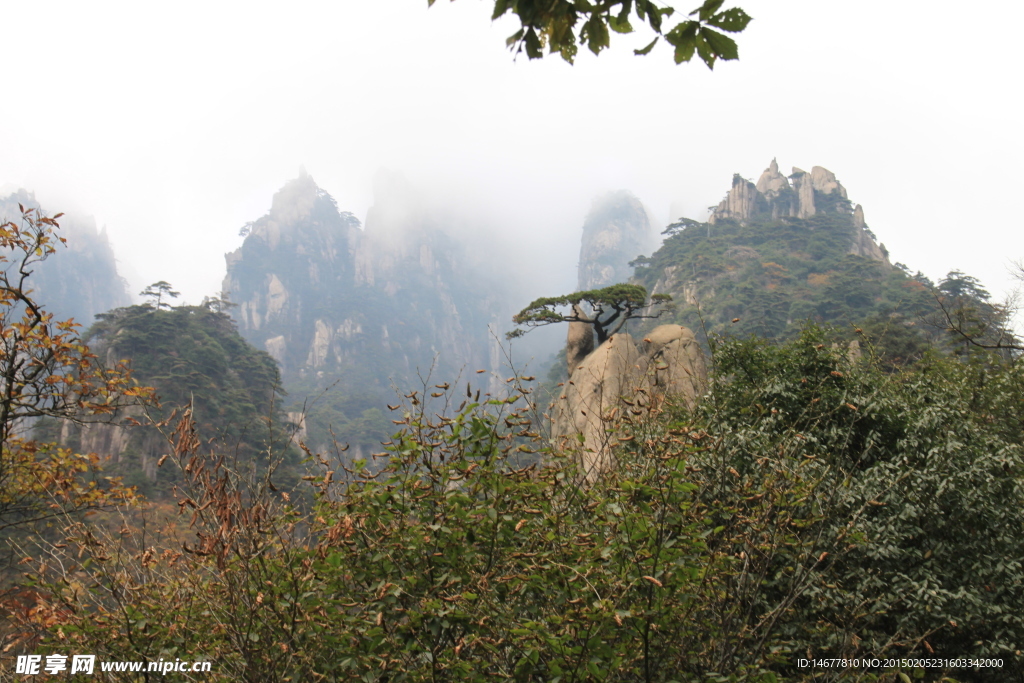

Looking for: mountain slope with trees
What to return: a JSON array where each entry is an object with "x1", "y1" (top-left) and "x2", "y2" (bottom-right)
[
  {"x1": 630, "y1": 161, "x2": 1014, "y2": 366},
  {"x1": 54, "y1": 299, "x2": 299, "y2": 497}
]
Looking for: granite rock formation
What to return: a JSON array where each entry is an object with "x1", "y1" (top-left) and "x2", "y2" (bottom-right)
[
  {"x1": 551, "y1": 325, "x2": 706, "y2": 477},
  {"x1": 222, "y1": 170, "x2": 508, "y2": 455},
  {"x1": 577, "y1": 191, "x2": 655, "y2": 291},
  {"x1": 707, "y1": 159, "x2": 888, "y2": 264},
  {"x1": 710, "y1": 159, "x2": 855, "y2": 226}
]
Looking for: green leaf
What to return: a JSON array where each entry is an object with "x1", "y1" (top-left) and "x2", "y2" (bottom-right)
[
  {"x1": 525, "y1": 28, "x2": 543, "y2": 59},
  {"x1": 492, "y1": 0, "x2": 510, "y2": 19},
  {"x1": 634, "y1": 37, "x2": 659, "y2": 56},
  {"x1": 587, "y1": 15, "x2": 611, "y2": 55},
  {"x1": 609, "y1": 16, "x2": 634, "y2": 34},
  {"x1": 667, "y1": 21, "x2": 699, "y2": 64},
  {"x1": 706, "y1": 7, "x2": 752, "y2": 32},
  {"x1": 694, "y1": 31, "x2": 714, "y2": 68},
  {"x1": 506, "y1": 28, "x2": 525, "y2": 49},
  {"x1": 701, "y1": 27, "x2": 738, "y2": 61},
  {"x1": 560, "y1": 41, "x2": 579, "y2": 64},
  {"x1": 692, "y1": 0, "x2": 725, "y2": 21}
]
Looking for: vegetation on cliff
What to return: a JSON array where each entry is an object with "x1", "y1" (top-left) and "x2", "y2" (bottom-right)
[
  {"x1": 65, "y1": 300, "x2": 300, "y2": 496},
  {"x1": 631, "y1": 212, "x2": 1014, "y2": 367}
]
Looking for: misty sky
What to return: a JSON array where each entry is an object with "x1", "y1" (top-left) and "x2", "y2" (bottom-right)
[{"x1": 3, "y1": 0, "x2": 1022, "y2": 321}]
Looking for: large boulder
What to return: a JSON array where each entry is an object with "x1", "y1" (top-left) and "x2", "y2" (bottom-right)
[
  {"x1": 565, "y1": 305, "x2": 596, "y2": 374},
  {"x1": 552, "y1": 325, "x2": 706, "y2": 478},
  {"x1": 553, "y1": 333, "x2": 645, "y2": 477},
  {"x1": 640, "y1": 325, "x2": 705, "y2": 408}
]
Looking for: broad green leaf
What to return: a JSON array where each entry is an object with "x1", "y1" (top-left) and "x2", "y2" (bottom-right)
[
  {"x1": 525, "y1": 28, "x2": 543, "y2": 59},
  {"x1": 609, "y1": 16, "x2": 634, "y2": 34},
  {"x1": 692, "y1": 0, "x2": 726, "y2": 21},
  {"x1": 506, "y1": 28, "x2": 525, "y2": 48},
  {"x1": 667, "y1": 21, "x2": 699, "y2": 64},
  {"x1": 587, "y1": 16, "x2": 611, "y2": 55},
  {"x1": 701, "y1": 27, "x2": 738, "y2": 61},
  {"x1": 560, "y1": 41, "x2": 579, "y2": 63},
  {"x1": 634, "y1": 37, "x2": 659, "y2": 56},
  {"x1": 707, "y1": 7, "x2": 752, "y2": 32},
  {"x1": 617, "y1": 0, "x2": 633, "y2": 22},
  {"x1": 694, "y1": 32, "x2": 714, "y2": 67}
]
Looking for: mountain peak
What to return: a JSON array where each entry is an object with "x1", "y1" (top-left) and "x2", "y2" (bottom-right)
[
  {"x1": 711, "y1": 160, "x2": 851, "y2": 225},
  {"x1": 269, "y1": 172, "x2": 319, "y2": 227}
]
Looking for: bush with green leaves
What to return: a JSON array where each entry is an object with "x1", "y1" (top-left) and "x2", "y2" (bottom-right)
[
  {"x1": 30, "y1": 379, "x2": 843, "y2": 682},
  {"x1": 680, "y1": 327, "x2": 1024, "y2": 681},
  {"x1": 24, "y1": 327, "x2": 1024, "y2": 682}
]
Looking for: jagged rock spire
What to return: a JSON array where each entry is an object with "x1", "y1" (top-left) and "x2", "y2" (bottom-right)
[
  {"x1": 704, "y1": 160, "x2": 889, "y2": 266},
  {"x1": 710, "y1": 159, "x2": 851, "y2": 225}
]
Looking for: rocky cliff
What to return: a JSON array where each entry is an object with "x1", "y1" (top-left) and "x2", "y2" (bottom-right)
[
  {"x1": 577, "y1": 191, "x2": 655, "y2": 291},
  {"x1": 710, "y1": 160, "x2": 886, "y2": 268},
  {"x1": 222, "y1": 170, "x2": 508, "y2": 453},
  {"x1": 0, "y1": 190, "x2": 131, "y2": 325},
  {"x1": 633, "y1": 160, "x2": 914, "y2": 342},
  {"x1": 552, "y1": 325, "x2": 705, "y2": 477}
]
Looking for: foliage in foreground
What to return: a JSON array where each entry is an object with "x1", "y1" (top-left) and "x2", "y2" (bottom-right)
[
  {"x1": 17, "y1": 329, "x2": 1024, "y2": 682},
  {"x1": 690, "y1": 329, "x2": 1024, "y2": 679},
  {"x1": 0, "y1": 206, "x2": 148, "y2": 567},
  {"x1": 430, "y1": 0, "x2": 752, "y2": 68}
]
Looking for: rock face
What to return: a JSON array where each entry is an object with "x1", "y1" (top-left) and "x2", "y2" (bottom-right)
[
  {"x1": 0, "y1": 190, "x2": 131, "y2": 325},
  {"x1": 552, "y1": 325, "x2": 706, "y2": 477},
  {"x1": 707, "y1": 159, "x2": 888, "y2": 265},
  {"x1": 62, "y1": 407, "x2": 164, "y2": 481},
  {"x1": 223, "y1": 170, "x2": 506, "y2": 408},
  {"x1": 565, "y1": 305, "x2": 596, "y2": 375},
  {"x1": 710, "y1": 159, "x2": 855, "y2": 226},
  {"x1": 640, "y1": 325, "x2": 705, "y2": 400},
  {"x1": 577, "y1": 191, "x2": 654, "y2": 291},
  {"x1": 707, "y1": 174, "x2": 770, "y2": 225}
]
